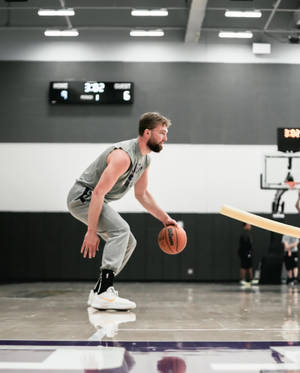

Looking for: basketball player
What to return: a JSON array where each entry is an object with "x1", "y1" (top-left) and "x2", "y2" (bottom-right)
[
  {"x1": 238, "y1": 223, "x2": 254, "y2": 285},
  {"x1": 67, "y1": 112, "x2": 178, "y2": 310},
  {"x1": 282, "y1": 234, "x2": 299, "y2": 285}
]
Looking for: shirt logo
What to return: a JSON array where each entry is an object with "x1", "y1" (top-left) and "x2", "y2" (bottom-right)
[{"x1": 124, "y1": 162, "x2": 143, "y2": 188}]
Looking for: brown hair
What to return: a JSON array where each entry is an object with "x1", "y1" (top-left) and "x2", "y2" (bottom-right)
[{"x1": 138, "y1": 112, "x2": 171, "y2": 136}]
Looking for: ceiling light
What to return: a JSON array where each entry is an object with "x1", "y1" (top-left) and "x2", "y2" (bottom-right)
[
  {"x1": 130, "y1": 29, "x2": 164, "y2": 37},
  {"x1": 131, "y1": 9, "x2": 168, "y2": 17},
  {"x1": 218, "y1": 31, "x2": 253, "y2": 39},
  {"x1": 225, "y1": 10, "x2": 262, "y2": 18},
  {"x1": 38, "y1": 9, "x2": 75, "y2": 16},
  {"x1": 44, "y1": 29, "x2": 79, "y2": 37}
]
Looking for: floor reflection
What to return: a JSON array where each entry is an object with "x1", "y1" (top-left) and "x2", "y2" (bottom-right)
[
  {"x1": 2, "y1": 341, "x2": 300, "y2": 372},
  {"x1": 87, "y1": 307, "x2": 136, "y2": 340},
  {"x1": 281, "y1": 287, "x2": 300, "y2": 343},
  {"x1": 157, "y1": 356, "x2": 186, "y2": 373}
]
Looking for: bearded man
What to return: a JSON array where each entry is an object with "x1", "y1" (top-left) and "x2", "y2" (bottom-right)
[{"x1": 67, "y1": 112, "x2": 178, "y2": 310}]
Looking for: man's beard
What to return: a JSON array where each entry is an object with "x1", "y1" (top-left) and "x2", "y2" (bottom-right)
[{"x1": 147, "y1": 138, "x2": 163, "y2": 152}]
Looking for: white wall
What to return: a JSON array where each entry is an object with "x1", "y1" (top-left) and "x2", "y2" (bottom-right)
[
  {"x1": 1, "y1": 142, "x2": 298, "y2": 213},
  {"x1": 1, "y1": 31, "x2": 300, "y2": 64}
]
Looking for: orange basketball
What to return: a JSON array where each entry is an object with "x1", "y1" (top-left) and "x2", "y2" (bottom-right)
[{"x1": 158, "y1": 225, "x2": 187, "y2": 255}]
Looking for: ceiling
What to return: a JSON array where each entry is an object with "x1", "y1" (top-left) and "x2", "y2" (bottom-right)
[{"x1": 0, "y1": 0, "x2": 300, "y2": 44}]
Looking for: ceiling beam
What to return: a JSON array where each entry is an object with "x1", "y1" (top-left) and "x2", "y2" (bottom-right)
[
  {"x1": 184, "y1": 0, "x2": 208, "y2": 43},
  {"x1": 263, "y1": 0, "x2": 282, "y2": 31},
  {"x1": 59, "y1": 0, "x2": 72, "y2": 29}
]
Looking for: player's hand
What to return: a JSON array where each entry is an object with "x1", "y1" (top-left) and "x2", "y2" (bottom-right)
[
  {"x1": 80, "y1": 230, "x2": 100, "y2": 259},
  {"x1": 163, "y1": 216, "x2": 178, "y2": 227}
]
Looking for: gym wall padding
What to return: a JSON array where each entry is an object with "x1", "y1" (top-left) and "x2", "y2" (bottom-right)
[{"x1": 0, "y1": 211, "x2": 299, "y2": 282}]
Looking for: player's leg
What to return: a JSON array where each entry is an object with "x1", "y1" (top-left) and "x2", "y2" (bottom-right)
[
  {"x1": 240, "y1": 268, "x2": 246, "y2": 284},
  {"x1": 292, "y1": 252, "x2": 298, "y2": 284},
  {"x1": 68, "y1": 184, "x2": 135, "y2": 278},
  {"x1": 284, "y1": 254, "x2": 294, "y2": 284},
  {"x1": 92, "y1": 203, "x2": 136, "y2": 310},
  {"x1": 116, "y1": 233, "x2": 137, "y2": 275},
  {"x1": 247, "y1": 268, "x2": 253, "y2": 282},
  {"x1": 67, "y1": 184, "x2": 136, "y2": 309}
]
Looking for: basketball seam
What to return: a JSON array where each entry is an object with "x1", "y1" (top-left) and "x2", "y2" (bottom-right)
[
  {"x1": 168, "y1": 226, "x2": 177, "y2": 254},
  {"x1": 174, "y1": 227, "x2": 179, "y2": 253},
  {"x1": 166, "y1": 227, "x2": 171, "y2": 252},
  {"x1": 163, "y1": 225, "x2": 168, "y2": 251}
]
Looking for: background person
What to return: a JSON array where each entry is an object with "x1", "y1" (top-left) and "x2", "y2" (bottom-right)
[
  {"x1": 282, "y1": 234, "x2": 299, "y2": 285},
  {"x1": 238, "y1": 223, "x2": 254, "y2": 285}
]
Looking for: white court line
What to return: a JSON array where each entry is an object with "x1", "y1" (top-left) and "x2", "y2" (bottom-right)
[
  {"x1": 119, "y1": 328, "x2": 300, "y2": 332},
  {"x1": 0, "y1": 346, "x2": 106, "y2": 350},
  {"x1": 0, "y1": 347, "x2": 125, "y2": 370},
  {"x1": 211, "y1": 363, "x2": 298, "y2": 371}
]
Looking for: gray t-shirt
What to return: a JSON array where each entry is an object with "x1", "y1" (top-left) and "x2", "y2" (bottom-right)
[
  {"x1": 77, "y1": 138, "x2": 151, "y2": 202},
  {"x1": 282, "y1": 235, "x2": 299, "y2": 253}
]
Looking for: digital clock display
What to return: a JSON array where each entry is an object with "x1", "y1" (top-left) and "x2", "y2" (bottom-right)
[
  {"x1": 277, "y1": 128, "x2": 300, "y2": 152},
  {"x1": 283, "y1": 128, "x2": 300, "y2": 138},
  {"x1": 49, "y1": 81, "x2": 134, "y2": 104}
]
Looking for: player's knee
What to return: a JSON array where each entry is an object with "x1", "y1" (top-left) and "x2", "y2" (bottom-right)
[{"x1": 118, "y1": 222, "x2": 131, "y2": 238}]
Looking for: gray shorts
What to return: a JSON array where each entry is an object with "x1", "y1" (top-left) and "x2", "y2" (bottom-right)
[{"x1": 67, "y1": 182, "x2": 136, "y2": 275}]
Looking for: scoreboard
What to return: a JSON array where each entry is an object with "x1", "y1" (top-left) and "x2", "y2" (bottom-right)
[
  {"x1": 277, "y1": 128, "x2": 300, "y2": 152},
  {"x1": 49, "y1": 81, "x2": 134, "y2": 104}
]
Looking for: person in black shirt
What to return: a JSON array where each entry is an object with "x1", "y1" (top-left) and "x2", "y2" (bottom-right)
[{"x1": 238, "y1": 223, "x2": 254, "y2": 285}]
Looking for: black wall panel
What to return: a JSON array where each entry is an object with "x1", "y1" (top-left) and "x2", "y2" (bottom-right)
[
  {"x1": 1, "y1": 61, "x2": 300, "y2": 144},
  {"x1": 1, "y1": 211, "x2": 298, "y2": 282}
]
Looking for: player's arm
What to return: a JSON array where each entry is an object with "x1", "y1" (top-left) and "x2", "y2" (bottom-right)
[
  {"x1": 282, "y1": 239, "x2": 291, "y2": 255},
  {"x1": 134, "y1": 167, "x2": 177, "y2": 227},
  {"x1": 81, "y1": 149, "x2": 131, "y2": 259},
  {"x1": 296, "y1": 191, "x2": 300, "y2": 213}
]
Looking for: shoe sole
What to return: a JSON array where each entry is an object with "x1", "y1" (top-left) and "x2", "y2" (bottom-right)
[
  {"x1": 87, "y1": 297, "x2": 93, "y2": 307},
  {"x1": 91, "y1": 302, "x2": 136, "y2": 311}
]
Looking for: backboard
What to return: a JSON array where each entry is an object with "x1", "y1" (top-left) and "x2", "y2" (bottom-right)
[{"x1": 261, "y1": 154, "x2": 300, "y2": 190}]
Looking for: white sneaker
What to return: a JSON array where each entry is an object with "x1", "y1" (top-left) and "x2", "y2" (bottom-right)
[
  {"x1": 91, "y1": 287, "x2": 136, "y2": 310},
  {"x1": 87, "y1": 290, "x2": 94, "y2": 306},
  {"x1": 240, "y1": 280, "x2": 251, "y2": 288}
]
